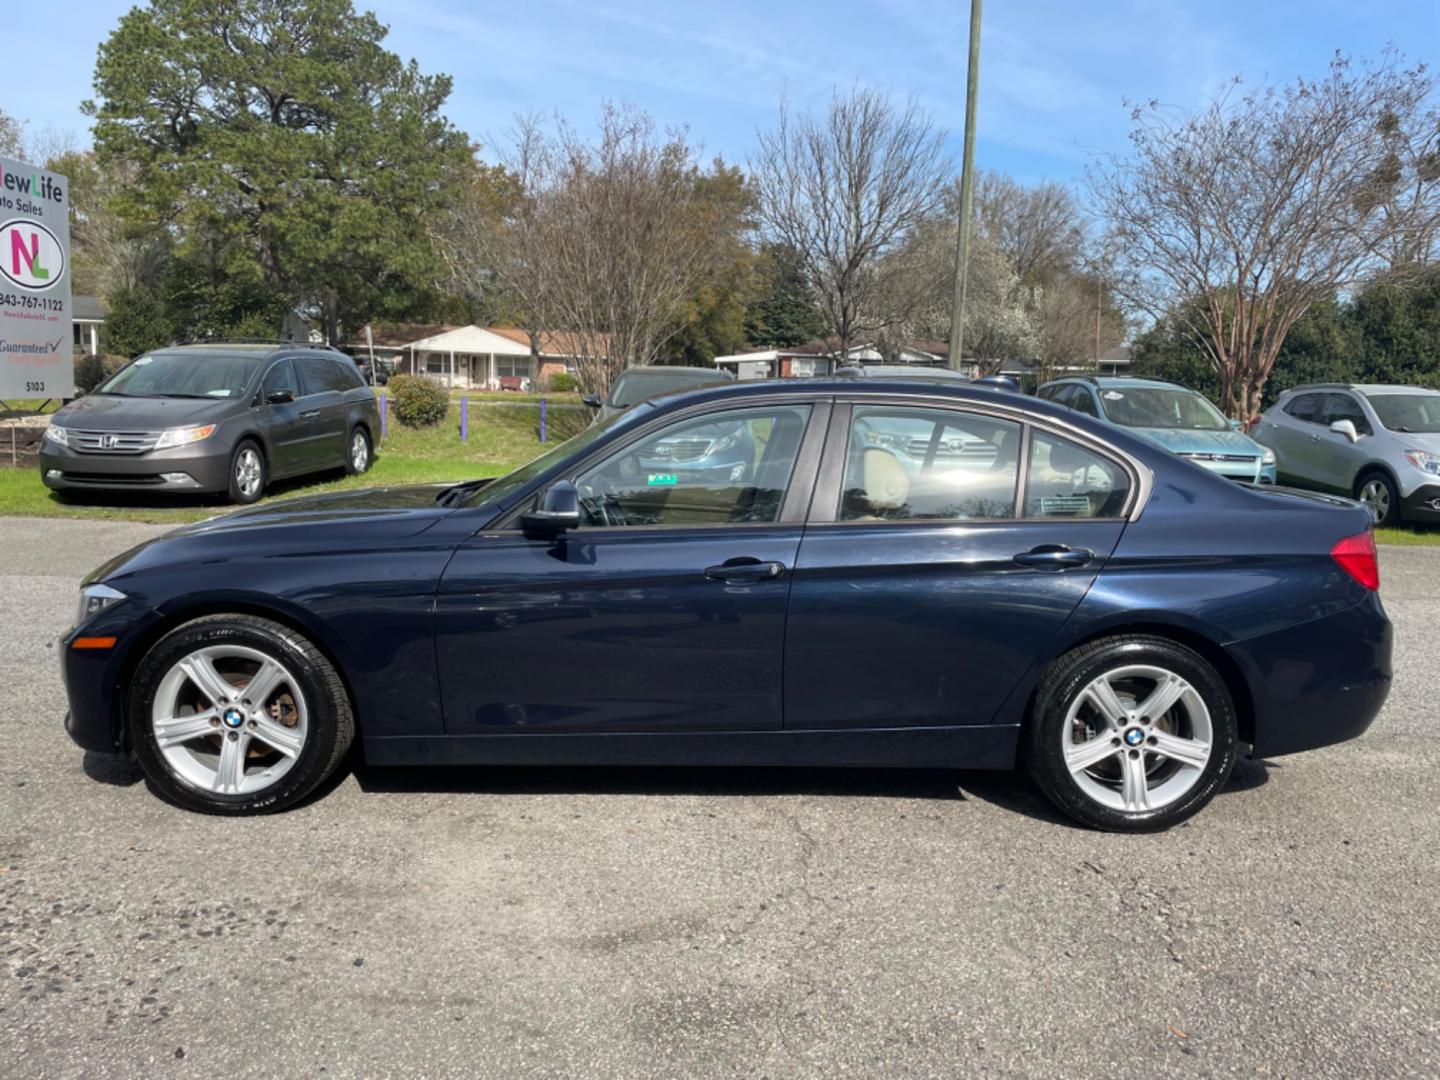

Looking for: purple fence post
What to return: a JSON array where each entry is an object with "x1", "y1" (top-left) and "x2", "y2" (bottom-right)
[
  {"x1": 461, "y1": 395, "x2": 469, "y2": 442},
  {"x1": 539, "y1": 397, "x2": 547, "y2": 443},
  {"x1": 379, "y1": 395, "x2": 387, "y2": 440}
]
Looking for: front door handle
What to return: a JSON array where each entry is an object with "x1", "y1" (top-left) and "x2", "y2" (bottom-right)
[
  {"x1": 1013, "y1": 545, "x2": 1094, "y2": 571},
  {"x1": 704, "y1": 557, "x2": 786, "y2": 583},
  {"x1": 300, "y1": 409, "x2": 321, "y2": 419}
]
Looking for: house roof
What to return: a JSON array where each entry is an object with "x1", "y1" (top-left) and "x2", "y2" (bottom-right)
[
  {"x1": 73, "y1": 295, "x2": 108, "y2": 321},
  {"x1": 359, "y1": 322, "x2": 458, "y2": 348},
  {"x1": 487, "y1": 327, "x2": 612, "y2": 358},
  {"x1": 405, "y1": 325, "x2": 533, "y2": 356}
]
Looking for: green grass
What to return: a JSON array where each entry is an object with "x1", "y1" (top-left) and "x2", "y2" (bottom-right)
[
  {"x1": 1375, "y1": 526, "x2": 1440, "y2": 547},
  {"x1": 0, "y1": 400, "x2": 589, "y2": 525}
]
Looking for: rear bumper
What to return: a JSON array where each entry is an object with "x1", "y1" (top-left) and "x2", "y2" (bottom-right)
[
  {"x1": 40, "y1": 442, "x2": 233, "y2": 494},
  {"x1": 1230, "y1": 593, "x2": 1392, "y2": 758}
]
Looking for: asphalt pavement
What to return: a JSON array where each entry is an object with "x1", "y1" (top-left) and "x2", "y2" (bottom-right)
[{"x1": 1, "y1": 516, "x2": 1436, "y2": 1078}]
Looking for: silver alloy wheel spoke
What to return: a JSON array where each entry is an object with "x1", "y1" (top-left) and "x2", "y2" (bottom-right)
[
  {"x1": 179, "y1": 653, "x2": 236, "y2": 708},
  {"x1": 1083, "y1": 679, "x2": 1129, "y2": 729},
  {"x1": 1149, "y1": 729, "x2": 1211, "y2": 769},
  {"x1": 250, "y1": 715, "x2": 303, "y2": 759},
  {"x1": 1120, "y1": 752, "x2": 1151, "y2": 811},
  {"x1": 1065, "y1": 734, "x2": 1122, "y2": 773},
  {"x1": 1137, "y1": 673, "x2": 1188, "y2": 723},
  {"x1": 214, "y1": 733, "x2": 250, "y2": 793},
  {"x1": 242, "y1": 659, "x2": 285, "y2": 708},
  {"x1": 154, "y1": 709, "x2": 218, "y2": 748}
]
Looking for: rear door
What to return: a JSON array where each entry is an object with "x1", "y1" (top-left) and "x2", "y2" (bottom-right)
[
  {"x1": 1268, "y1": 392, "x2": 1324, "y2": 484},
  {"x1": 292, "y1": 355, "x2": 348, "y2": 468},
  {"x1": 784, "y1": 402, "x2": 1133, "y2": 730}
]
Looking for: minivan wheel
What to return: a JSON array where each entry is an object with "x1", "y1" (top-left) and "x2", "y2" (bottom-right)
[
  {"x1": 1355, "y1": 472, "x2": 1399, "y2": 526},
  {"x1": 228, "y1": 441, "x2": 267, "y2": 504},
  {"x1": 1025, "y1": 635, "x2": 1238, "y2": 832},
  {"x1": 345, "y1": 426, "x2": 372, "y2": 476},
  {"x1": 128, "y1": 614, "x2": 354, "y2": 815}
]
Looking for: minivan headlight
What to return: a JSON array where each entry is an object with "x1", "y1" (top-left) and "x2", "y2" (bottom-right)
[
  {"x1": 76, "y1": 583, "x2": 126, "y2": 627},
  {"x1": 154, "y1": 424, "x2": 217, "y2": 451},
  {"x1": 43, "y1": 424, "x2": 69, "y2": 447},
  {"x1": 1404, "y1": 450, "x2": 1440, "y2": 475}
]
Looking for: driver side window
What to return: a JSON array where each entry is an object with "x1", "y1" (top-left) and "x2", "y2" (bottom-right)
[{"x1": 574, "y1": 405, "x2": 812, "y2": 527}]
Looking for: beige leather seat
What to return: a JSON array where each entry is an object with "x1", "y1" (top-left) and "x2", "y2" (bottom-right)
[{"x1": 857, "y1": 448, "x2": 909, "y2": 518}]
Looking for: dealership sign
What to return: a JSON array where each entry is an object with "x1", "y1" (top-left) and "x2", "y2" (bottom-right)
[{"x1": 0, "y1": 157, "x2": 72, "y2": 399}]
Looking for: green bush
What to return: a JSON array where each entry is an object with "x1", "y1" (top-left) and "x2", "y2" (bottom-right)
[
  {"x1": 547, "y1": 371, "x2": 578, "y2": 393},
  {"x1": 73, "y1": 353, "x2": 131, "y2": 395},
  {"x1": 389, "y1": 374, "x2": 449, "y2": 427}
]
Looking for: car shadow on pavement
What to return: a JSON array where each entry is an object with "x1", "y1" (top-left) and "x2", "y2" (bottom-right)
[{"x1": 82, "y1": 750, "x2": 144, "y2": 786}]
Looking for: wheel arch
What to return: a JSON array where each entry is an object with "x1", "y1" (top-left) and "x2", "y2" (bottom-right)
[{"x1": 1352, "y1": 461, "x2": 1399, "y2": 496}]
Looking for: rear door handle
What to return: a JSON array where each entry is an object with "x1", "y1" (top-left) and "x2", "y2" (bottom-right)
[
  {"x1": 704, "y1": 558, "x2": 786, "y2": 583},
  {"x1": 1013, "y1": 545, "x2": 1094, "y2": 571}
]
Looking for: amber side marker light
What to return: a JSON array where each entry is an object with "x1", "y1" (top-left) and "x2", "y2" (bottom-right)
[
  {"x1": 1331, "y1": 531, "x2": 1380, "y2": 591},
  {"x1": 71, "y1": 636, "x2": 118, "y2": 650}
]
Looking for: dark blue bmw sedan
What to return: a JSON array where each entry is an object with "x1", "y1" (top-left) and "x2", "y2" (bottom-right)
[{"x1": 61, "y1": 380, "x2": 1392, "y2": 831}]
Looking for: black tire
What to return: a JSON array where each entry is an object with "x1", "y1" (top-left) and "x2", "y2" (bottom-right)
[
  {"x1": 1024, "y1": 634, "x2": 1238, "y2": 832},
  {"x1": 1354, "y1": 470, "x2": 1400, "y2": 526},
  {"x1": 345, "y1": 425, "x2": 372, "y2": 476},
  {"x1": 227, "y1": 439, "x2": 267, "y2": 504},
  {"x1": 128, "y1": 614, "x2": 355, "y2": 815}
]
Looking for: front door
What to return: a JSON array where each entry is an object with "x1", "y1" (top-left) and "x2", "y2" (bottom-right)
[
  {"x1": 435, "y1": 401, "x2": 824, "y2": 733},
  {"x1": 785, "y1": 404, "x2": 1130, "y2": 730},
  {"x1": 258, "y1": 359, "x2": 309, "y2": 478}
]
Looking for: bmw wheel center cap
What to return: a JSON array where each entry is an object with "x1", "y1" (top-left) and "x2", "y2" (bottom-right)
[
  {"x1": 1124, "y1": 727, "x2": 1146, "y2": 747},
  {"x1": 222, "y1": 707, "x2": 246, "y2": 729}
]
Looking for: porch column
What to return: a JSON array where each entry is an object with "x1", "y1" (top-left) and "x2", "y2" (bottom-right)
[{"x1": 89, "y1": 324, "x2": 98, "y2": 355}]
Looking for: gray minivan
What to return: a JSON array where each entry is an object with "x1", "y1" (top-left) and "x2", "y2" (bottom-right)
[{"x1": 40, "y1": 343, "x2": 380, "y2": 504}]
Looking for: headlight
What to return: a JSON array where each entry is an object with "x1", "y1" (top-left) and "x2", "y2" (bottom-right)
[
  {"x1": 1404, "y1": 450, "x2": 1440, "y2": 475},
  {"x1": 43, "y1": 424, "x2": 69, "y2": 447},
  {"x1": 1261, "y1": 447, "x2": 1276, "y2": 466},
  {"x1": 153, "y1": 424, "x2": 217, "y2": 451},
  {"x1": 76, "y1": 583, "x2": 126, "y2": 627}
]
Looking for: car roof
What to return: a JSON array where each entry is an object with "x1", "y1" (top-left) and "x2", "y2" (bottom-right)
[
  {"x1": 144, "y1": 343, "x2": 342, "y2": 362},
  {"x1": 1044, "y1": 376, "x2": 1183, "y2": 392},
  {"x1": 617, "y1": 365, "x2": 732, "y2": 380},
  {"x1": 1281, "y1": 383, "x2": 1438, "y2": 396}
]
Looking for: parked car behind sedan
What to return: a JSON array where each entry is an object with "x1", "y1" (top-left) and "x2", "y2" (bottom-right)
[
  {"x1": 1250, "y1": 383, "x2": 1440, "y2": 525},
  {"x1": 584, "y1": 365, "x2": 734, "y2": 422},
  {"x1": 61, "y1": 378, "x2": 1390, "y2": 832},
  {"x1": 1038, "y1": 377, "x2": 1276, "y2": 484},
  {"x1": 40, "y1": 343, "x2": 379, "y2": 504}
]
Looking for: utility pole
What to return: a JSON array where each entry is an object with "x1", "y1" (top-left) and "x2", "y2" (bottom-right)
[{"x1": 948, "y1": 0, "x2": 983, "y2": 372}]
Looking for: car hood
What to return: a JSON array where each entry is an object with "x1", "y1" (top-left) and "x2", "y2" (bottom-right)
[
  {"x1": 1389, "y1": 430, "x2": 1440, "y2": 450},
  {"x1": 84, "y1": 484, "x2": 464, "y2": 587},
  {"x1": 1126, "y1": 426, "x2": 1265, "y2": 456},
  {"x1": 54, "y1": 394, "x2": 241, "y2": 430}
]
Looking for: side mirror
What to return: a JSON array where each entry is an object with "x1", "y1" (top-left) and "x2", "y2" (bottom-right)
[
  {"x1": 581, "y1": 393, "x2": 602, "y2": 409},
  {"x1": 520, "y1": 480, "x2": 581, "y2": 537},
  {"x1": 1329, "y1": 418, "x2": 1360, "y2": 443},
  {"x1": 266, "y1": 388, "x2": 295, "y2": 405}
]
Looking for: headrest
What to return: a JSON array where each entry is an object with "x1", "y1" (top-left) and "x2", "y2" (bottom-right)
[{"x1": 862, "y1": 448, "x2": 910, "y2": 510}]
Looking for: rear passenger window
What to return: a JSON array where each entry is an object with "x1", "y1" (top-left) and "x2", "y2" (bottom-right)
[
  {"x1": 1068, "y1": 389, "x2": 1099, "y2": 417},
  {"x1": 332, "y1": 358, "x2": 366, "y2": 391},
  {"x1": 294, "y1": 356, "x2": 338, "y2": 396},
  {"x1": 1024, "y1": 432, "x2": 1130, "y2": 518},
  {"x1": 840, "y1": 406, "x2": 1021, "y2": 521},
  {"x1": 1283, "y1": 393, "x2": 1321, "y2": 423}
]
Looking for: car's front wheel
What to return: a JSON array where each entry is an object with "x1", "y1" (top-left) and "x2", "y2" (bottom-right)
[
  {"x1": 1355, "y1": 471, "x2": 1399, "y2": 526},
  {"x1": 128, "y1": 614, "x2": 355, "y2": 814},
  {"x1": 228, "y1": 440, "x2": 267, "y2": 504},
  {"x1": 1025, "y1": 635, "x2": 1238, "y2": 832}
]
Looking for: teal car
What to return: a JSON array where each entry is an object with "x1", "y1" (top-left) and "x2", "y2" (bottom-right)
[{"x1": 1037, "y1": 377, "x2": 1277, "y2": 484}]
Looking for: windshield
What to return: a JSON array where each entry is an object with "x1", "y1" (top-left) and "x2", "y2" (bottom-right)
[
  {"x1": 1363, "y1": 392, "x2": 1440, "y2": 433},
  {"x1": 461, "y1": 407, "x2": 643, "y2": 507},
  {"x1": 97, "y1": 352, "x2": 266, "y2": 399},
  {"x1": 1098, "y1": 386, "x2": 1228, "y2": 431},
  {"x1": 608, "y1": 369, "x2": 729, "y2": 408}
]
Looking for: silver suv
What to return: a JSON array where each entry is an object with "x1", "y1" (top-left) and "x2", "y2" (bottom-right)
[{"x1": 1250, "y1": 383, "x2": 1440, "y2": 525}]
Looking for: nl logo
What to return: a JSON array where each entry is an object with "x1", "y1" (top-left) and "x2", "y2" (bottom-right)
[{"x1": 0, "y1": 219, "x2": 65, "y2": 292}]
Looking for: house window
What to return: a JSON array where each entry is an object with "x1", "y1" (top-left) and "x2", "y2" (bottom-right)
[{"x1": 495, "y1": 357, "x2": 530, "y2": 380}]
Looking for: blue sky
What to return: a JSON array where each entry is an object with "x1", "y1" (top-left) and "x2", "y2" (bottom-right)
[{"x1": 7, "y1": 0, "x2": 1439, "y2": 184}]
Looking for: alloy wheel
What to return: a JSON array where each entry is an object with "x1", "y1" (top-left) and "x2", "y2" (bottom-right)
[
  {"x1": 350, "y1": 430, "x2": 369, "y2": 472},
  {"x1": 150, "y1": 645, "x2": 308, "y2": 795},
  {"x1": 1061, "y1": 663, "x2": 1213, "y2": 813},
  {"x1": 1358, "y1": 478, "x2": 1391, "y2": 524},
  {"x1": 235, "y1": 448, "x2": 263, "y2": 499}
]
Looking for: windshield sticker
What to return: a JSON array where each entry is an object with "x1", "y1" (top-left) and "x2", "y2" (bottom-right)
[
  {"x1": 207, "y1": 389, "x2": 231, "y2": 397},
  {"x1": 134, "y1": 356, "x2": 152, "y2": 366},
  {"x1": 1040, "y1": 496, "x2": 1092, "y2": 515},
  {"x1": 647, "y1": 473, "x2": 678, "y2": 486},
  {"x1": 1103, "y1": 391, "x2": 1124, "y2": 400}
]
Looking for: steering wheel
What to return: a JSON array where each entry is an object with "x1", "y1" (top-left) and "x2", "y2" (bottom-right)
[{"x1": 577, "y1": 473, "x2": 629, "y2": 528}]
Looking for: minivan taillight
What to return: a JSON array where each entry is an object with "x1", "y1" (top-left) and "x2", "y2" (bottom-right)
[{"x1": 1331, "y1": 531, "x2": 1380, "y2": 590}]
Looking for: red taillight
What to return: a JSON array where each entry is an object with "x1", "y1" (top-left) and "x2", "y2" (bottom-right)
[{"x1": 1331, "y1": 531, "x2": 1380, "y2": 590}]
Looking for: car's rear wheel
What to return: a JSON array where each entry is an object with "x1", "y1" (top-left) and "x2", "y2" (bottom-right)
[
  {"x1": 228, "y1": 440, "x2": 267, "y2": 504},
  {"x1": 345, "y1": 426, "x2": 372, "y2": 476},
  {"x1": 1355, "y1": 471, "x2": 1399, "y2": 526},
  {"x1": 1025, "y1": 635, "x2": 1237, "y2": 832},
  {"x1": 128, "y1": 614, "x2": 354, "y2": 815}
]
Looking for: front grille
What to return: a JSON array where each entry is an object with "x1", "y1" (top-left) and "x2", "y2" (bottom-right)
[
  {"x1": 1178, "y1": 452, "x2": 1257, "y2": 464},
  {"x1": 61, "y1": 472, "x2": 164, "y2": 485},
  {"x1": 650, "y1": 438, "x2": 714, "y2": 462},
  {"x1": 69, "y1": 429, "x2": 160, "y2": 455},
  {"x1": 906, "y1": 437, "x2": 997, "y2": 460}
]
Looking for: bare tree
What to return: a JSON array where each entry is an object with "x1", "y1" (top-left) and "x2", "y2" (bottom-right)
[
  {"x1": 751, "y1": 87, "x2": 950, "y2": 359},
  {"x1": 973, "y1": 171, "x2": 1086, "y2": 285},
  {"x1": 0, "y1": 108, "x2": 25, "y2": 159},
  {"x1": 1367, "y1": 99, "x2": 1440, "y2": 269},
  {"x1": 1093, "y1": 52, "x2": 1437, "y2": 418},
  {"x1": 441, "y1": 105, "x2": 739, "y2": 393}
]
